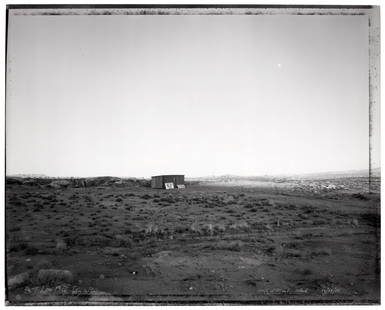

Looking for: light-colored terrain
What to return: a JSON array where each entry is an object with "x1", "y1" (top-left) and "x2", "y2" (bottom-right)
[{"x1": 6, "y1": 176, "x2": 380, "y2": 304}]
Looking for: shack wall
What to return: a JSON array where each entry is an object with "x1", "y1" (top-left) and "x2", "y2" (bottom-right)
[
  {"x1": 151, "y1": 176, "x2": 164, "y2": 189},
  {"x1": 162, "y1": 175, "x2": 184, "y2": 186}
]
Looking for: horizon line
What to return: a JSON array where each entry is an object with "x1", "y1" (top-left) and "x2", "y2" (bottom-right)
[{"x1": 5, "y1": 167, "x2": 380, "y2": 179}]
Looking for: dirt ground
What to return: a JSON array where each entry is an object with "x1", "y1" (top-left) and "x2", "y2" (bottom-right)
[{"x1": 5, "y1": 177, "x2": 380, "y2": 304}]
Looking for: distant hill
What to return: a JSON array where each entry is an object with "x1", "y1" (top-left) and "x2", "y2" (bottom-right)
[
  {"x1": 7, "y1": 173, "x2": 50, "y2": 178},
  {"x1": 289, "y1": 168, "x2": 380, "y2": 180},
  {"x1": 187, "y1": 168, "x2": 380, "y2": 182}
]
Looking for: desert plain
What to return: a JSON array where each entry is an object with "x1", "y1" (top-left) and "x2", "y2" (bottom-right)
[{"x1": 5, "y1": 175, "x2": 380, "y2": 304}]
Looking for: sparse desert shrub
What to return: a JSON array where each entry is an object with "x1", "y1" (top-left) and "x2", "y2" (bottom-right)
[
  {"x1": 24, "y1": 244, "x2": 40, "y2": 255},
  {"x1": 113, "y1": 234, "x2": 133, "y2": 247},
  {"x1": 212, "y1": 240, "x2": 244, "y2": 251},
  {"x1": 313, "y1": 219, "x2": 327, "y2": 226},
  {"x1": 360, "y1": 213, "x2": 380, "y2": 227},
  {"x1": 311, "y1": 248, "x2": 332, "y2": 257},
  {"x1": 9, "y1": 226, "x2": 21, "y2": 232},
  {"x1": 285, "y1": 204, "x2": 297, "y2": 210},
  {"x1": 202, "y1": 223, "x2": 214, "y2": 236},
  {"x1": 56, "y1": 239, "x2": 67, "y2": 251},
  {"x1": 244, "y1": 278, "x2": 262, "y2": 287},
  {"x1": 229, "y1": 222, "x2": 250, "y2": 231},
  {"x1": 282, "y1": 242, "x2": 301, "y2": 249},
  {"x1": 226, "y1": 209, "x2": 236, "y2": 214},
  {"x1": 281, "y1": 249, "x2": 303, "y2": 258},
  {"x1": 302, "y1": 206, "x2": 316, "y2": 214},
  {"x1": 174, "y1": 225, "x2": 188, "y2": 234},
  {"x1": 9, "y1": 241, "x2": 28, "y2": 252},
  {"x1": 37, "y1": 269, "x2": 73, "y2": 285},
  {"x1": 257, "y1": 199, "x2": 275, "y2": 206},
  {"x1": 63, "y1": 236, "x2": 77, "y2": 247},
  {"x1": 36, "y1": 258, "x2": 53, "y2": 270},
  {"x1": 300, "y1": 268, "x2": 312, "y2": 276},
  {"x1": 75, "y1": 235, "x2": 111, "y2": 247},
  {"x1": 124, "y1": 228, "x2": 132, "y2": 234},
  {"x1": 189, "y1": 222, "x2": 202, "y2": 235},
  {"x1": 144, "y1": 223, "x2": 159, "y2": 235},
  {"x1": 223, "y1": 195, "x2": 236, "y2": 204},
  {"x1": 214, "y1": 224, "x2": 226, "y2": 234},
  {"x1": 264, "y1": 246, "x2": 276, "y2": 254},
  {"x1": 160, "y1": 197, "x2": 175, "y2": 204},
  {"x1": 352, "y1": 193, "x2": 369, "y2": 200}
]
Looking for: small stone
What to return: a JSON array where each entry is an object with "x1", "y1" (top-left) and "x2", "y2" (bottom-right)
[{"x1": 99, "y1": 274, "x2": 105, "y2": 279}]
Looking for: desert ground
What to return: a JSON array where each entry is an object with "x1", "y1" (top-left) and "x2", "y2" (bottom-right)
[{"x1": 5, "y1": 176, "x2": 380, "y2": 304}]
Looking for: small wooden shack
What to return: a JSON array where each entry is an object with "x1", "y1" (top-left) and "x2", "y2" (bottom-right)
[{"x1": 151, "y1": 175, "x2": 185, "y2": 189}]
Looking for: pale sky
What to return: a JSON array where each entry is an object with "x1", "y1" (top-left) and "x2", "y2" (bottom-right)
[{"x1": 6, "y1": 13, "x2": 375, "y2": 178}]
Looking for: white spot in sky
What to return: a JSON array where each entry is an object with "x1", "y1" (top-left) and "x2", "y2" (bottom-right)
[{"x1": 277, "y1": 63, "x2": 282, "y2": 69}]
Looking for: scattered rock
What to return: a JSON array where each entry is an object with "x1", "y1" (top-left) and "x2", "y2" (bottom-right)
[
  {"x1": 8, "y1": 272, "x2": 30, "y2": 290},
  {"x1": 99, "y1": 274, "x2": 105, "y2": 279}
]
